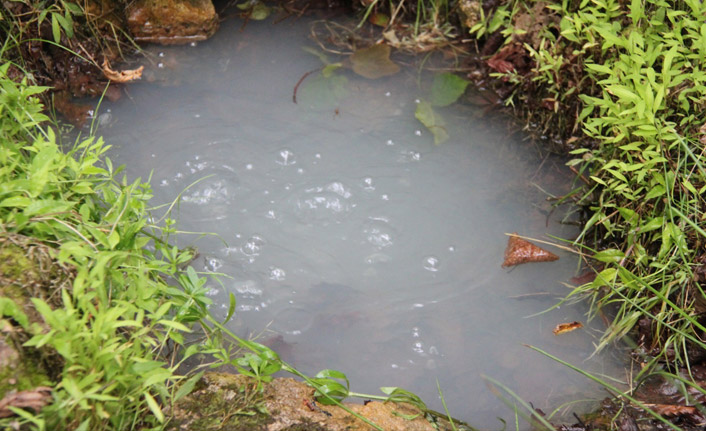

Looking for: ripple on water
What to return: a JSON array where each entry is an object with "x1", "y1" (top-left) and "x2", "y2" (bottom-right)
[{"x1": 271, "y1": 307, "x2": 314, "y2": 335}]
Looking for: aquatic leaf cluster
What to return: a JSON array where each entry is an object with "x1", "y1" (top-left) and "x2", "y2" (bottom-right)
[{"x1": 415, "y1": 72, "x2": 470, "y2": 145}]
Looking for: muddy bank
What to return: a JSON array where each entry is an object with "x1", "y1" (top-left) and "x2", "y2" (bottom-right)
[{"x1": 168, "y1": 373, "x2": 463, "y2": 431}]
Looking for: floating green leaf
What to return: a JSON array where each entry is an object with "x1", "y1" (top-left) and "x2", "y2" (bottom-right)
[
  {"x1": 350, "y1": 44, "x2": 400, "y2": 79},
  {"x1": 415, "y1": 100, "x2": 448, "y2": 145},
  {"x1": 298, "y1": 73, "x2": 348, "y2": 108},
  {"x1": 322, "y1": 62, "x2": 343, "y2": 78},
  {"x1": 430, "y1": 73, "x2": 470, "y2": 107},
  {"x1": 249, "y1": 2, "x2": 270, "y2": 20}
]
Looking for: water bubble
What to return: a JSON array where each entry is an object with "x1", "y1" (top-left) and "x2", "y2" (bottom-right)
[
  {"x1": 246, "y1": 163, "x2": 253, "y2": 170},
  {"x1": 386, "y1": 139, "x2": 394, "y2": 146},
  {"x1": 327, "y1": 182, "x2": 351, "y2": 198},
  {"x1": 204, "y1": 256, "x2": 223, "y2": 272},
  {"x1": 381, "y1": 194, "x2": 389, "y2": 201},
  {"x1": 414, "y1": 130, "x2": 422, "y2": 136},
  {"x1": 269, "y1": 267, "x2": 286, "y2": 281},
  {"x1": 182, "y1": 179, "x2": 230, "y2": 205},
  {"x1": 385, "y1": 91, "x2": 391, "y2": 97},
  {"x1": 234, "y1": 280, "x2": 262, "y2": 297},
  {"x1": 97, "y1": 112, "x2": 112, "y2": 126},
  {"x1": 399, "y1": 150, "x2": 422, "y2": 162},
  {"x1": 242, "y1": 235, "x2": 265, "y2": 256},
  {"x1": 194, "y1": 114, "x2": 201, "y2": 118},
  {"x1": 315, "y1": 153, "x2": 321, "y2": 159},
  {"x1": 297, "y1": 168, "x2": 304, "y2": 174},
  {"x1": 423, "y1": 256, "x2": 440, "y2": 272},
  {"x1": 276, "y1": 148, "x2": 296, "y2": 166}
]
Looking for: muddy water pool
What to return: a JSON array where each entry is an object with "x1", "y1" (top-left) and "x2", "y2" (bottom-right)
[{"x1": 98, "y1": 17, "x2": 625, "y2": 427}]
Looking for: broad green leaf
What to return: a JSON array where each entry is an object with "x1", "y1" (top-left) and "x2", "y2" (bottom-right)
[
  {"x1": 0, "y1": 298, "x2": 29, "y2": 328},
  {"x1": 415, "y1": 100, "x2": 448, "y2": 145},
  {"x1": 174, "y1": 371, "x2": 205, "y2": 401},
  {"x1": 144, "y1": 392, "x2": 165, "y2": 422},
  {"x1": 224, "y1": 292, "x2": 236, "y2": 324},
  {"x1": 0, "y1": 196, "x2": 31, "y2": 207},
  {"x1": 430, "y1": 73, "x2": 470, "y2": 107},
  {"x1": 593, "y1": 248, "x2": 625, "y2": 263},
  {"x1": 350, "y1": 44, "x2": 400, "y2": 79},
  {"x1": 107, "y1": 230, "x2": 120, "y2": 249},
  {"x1": 298, "y1": 73, "x2": 348, "y2": 108},
  {"x1": 51, "y1": 14, "x2": 61, "y2": 43},
  {"x1": 644, "y1": 185, "x2": 665, "y2": 200}
]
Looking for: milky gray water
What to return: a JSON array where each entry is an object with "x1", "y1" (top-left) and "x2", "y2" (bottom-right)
[{"x1": 98, "y1": 16, "x2": 625, "y2": 428}]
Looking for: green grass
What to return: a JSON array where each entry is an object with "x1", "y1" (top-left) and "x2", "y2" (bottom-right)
[{"x1": 465, "y1": 0, "x2": 706, "y2": 427}]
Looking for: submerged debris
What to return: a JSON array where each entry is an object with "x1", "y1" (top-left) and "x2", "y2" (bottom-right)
[
  {"x1": 502, "y1": 233, "x2": 559, "y2": 267},
  {"x1": 552, "y1": 321, "x2": 583, "y2": 335}
]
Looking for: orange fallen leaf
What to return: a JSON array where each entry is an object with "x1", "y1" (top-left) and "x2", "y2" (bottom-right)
[
  {"x1": 553, "y1": 321, "x2": 583, "y2": 335},
  {"x1": 102, "y1": 59, "x2": 144, "y2": 83},
  {"x1": 643, "y1": 403, "x2": 703, "y2": 418},
  {"x1": 502, "y1": 233, "x2": 559, "y2": 267}
]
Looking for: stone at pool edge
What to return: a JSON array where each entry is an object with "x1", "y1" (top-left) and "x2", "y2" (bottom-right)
[
  {"x1": 167, "y1": 372, "x2": 455, "y2": 431},
  {"x1": 127, "y1": 0, "x2": 219, "y2": 45}
]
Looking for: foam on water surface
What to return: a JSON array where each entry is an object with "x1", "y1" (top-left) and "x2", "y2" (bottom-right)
[{"x1": 99, "y1": 17, "x2": 625, "y2": 427}]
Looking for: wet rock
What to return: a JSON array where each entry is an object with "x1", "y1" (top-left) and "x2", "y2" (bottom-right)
[
  {"x1": 127, "y1": 0, "x2": 219, "y2": 45},
  {"x1": 168, "y1": 372, "x2": 457, "y2": 431},
  {"x1": 458, "y1": 0, "x2": 481, "y2": 29}
]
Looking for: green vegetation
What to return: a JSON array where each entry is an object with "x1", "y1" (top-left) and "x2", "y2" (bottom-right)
[
  {"x1": 6, "y1": 0, "x2": 706, "y2": 428},
  {"x1": 0, "y1": 48, "x2": 469, "y2": 431},
  {"x1": 461, "y1": 0, "x2": 706, "y2": 427}
]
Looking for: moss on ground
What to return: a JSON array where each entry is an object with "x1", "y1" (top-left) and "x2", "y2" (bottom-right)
[
  {"x1": 0, "y1": 236, "x2": 67, "y2": 398},
  {"x1": 166, "y1": 374, "x2": 273, "y2": 431}
]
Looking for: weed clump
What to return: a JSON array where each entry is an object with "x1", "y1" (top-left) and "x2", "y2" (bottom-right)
[{"x1": 464, "y1": 0, "x2": 706, "y2": 427}]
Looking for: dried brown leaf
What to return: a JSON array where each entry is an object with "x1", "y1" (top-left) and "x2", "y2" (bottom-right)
[
  {"x1": 552, "y1": 321, "x2": 583, "y2": 335},
  {"x1": 350, "y1": 44, "x2": 400, "y2": 79},
  {"x1": 0, "y1": 387, "x2": 52, "y2": 418},
  {"x1": 502, "y1": 233, "x2": 559, "y2": 267},
  {"x1": 102, "y1": 59, "x2": 144, "y2": 83}
]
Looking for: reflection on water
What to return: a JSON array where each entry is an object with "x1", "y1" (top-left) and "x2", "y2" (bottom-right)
[{"x1": 99, "y1": 17, "x2": 624, "y2": 427}]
